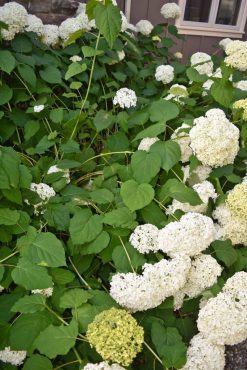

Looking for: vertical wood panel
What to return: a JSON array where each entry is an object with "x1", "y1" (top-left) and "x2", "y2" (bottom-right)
[{"x1": 130, "y1": 0, "x2": 149, "y2": 24}]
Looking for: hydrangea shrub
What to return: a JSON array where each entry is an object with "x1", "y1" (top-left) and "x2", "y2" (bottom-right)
[{"x1": 0, "y1": 1, "x2": 246, "y2": 369}]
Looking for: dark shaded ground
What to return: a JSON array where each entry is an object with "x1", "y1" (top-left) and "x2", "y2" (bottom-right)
[{"x1": 225, "y1": 339, "x2": 247, "y2": 370}]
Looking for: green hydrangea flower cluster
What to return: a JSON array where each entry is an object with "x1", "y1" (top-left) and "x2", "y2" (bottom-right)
[
  {"x1": 86, "y1": 308, "x2": 144, "y2": 366},
  {"x1": 226, "y1": 183, "x2": 247, "y2": 219}
]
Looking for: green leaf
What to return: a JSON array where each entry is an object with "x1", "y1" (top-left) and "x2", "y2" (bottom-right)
[
  {"x1": 24, "y1": 120, "x2": 40, "y2": 141},
  {"x1": 0, "y1": 208, "x2": 20, "y2": 225},
  {"x1": 121, "y1": 180, "x2": 154, "y2": 212},
  {"x1": 69, "y1": 208, "x2": 103, "y2": 245},
  {"x1": 59, "y1": 288, "x2": 92, "y2": 309},
  {"x1": 90, "y1": 189, "x2": 114, "y2": 204},
  {"x1": 17, "y1": 64, "x2": 36, "y2": 87},
  {"x1": 0, "y1": 50, "x2": 15, "y2": 74},
  {"x1": 149, "y1": 100, "x2": 179, "y2": 122},
  {"x1": 50, "y1": 108, "x2": 64, "y2": 123},
  {"x1": 10, "y1": 312, "x2": 52, "y2": 351},
  {"x1": 81, "y1": 231, "x2": 110, "y2": 255},
  {"x1": 112, "y1": 243, "x2": 146, "y2": 272},
  {"x1": 151, "y1": 322, "x2": 187, "y2": 369},
  {"x1": 74, "y1": 304, "x2": 102, "y2": 332},
  {"x1": 12, "y1": 35, "x2": 32, "y2": 53},
  {"x1": 65, "y1": 62, "x2": 87, "y2": 80},
  {"x1": 212, "y1": 240, "x2": 237, "y2": 267},
  {"x1": 27, "y1": 135, "x2": 55, "y2": 155},
  {"x1": 12, "y1": 258, "x2": 53, "y2": 290},
  {"x1": 34, "y1": 320, "x2": 78, "y2": 359},
  {"x1": 40, "y1": 66, "x2": 62, "y2": 84},
  {"x1": 211, "y1": 80, "x2": 234, "y2": 108},
  {"x1": 131, "y1": 151, "x2": 161, "y2": 183},
  {"x1": 81, "y1": 45, "x2": 104, "y2": 57},
  {"x1": 23, "y1": 354, "x2": 53, "y2": 370},
  {"x1": 141, "y1": 201, "x2": 166, "y2": 227},
  {"x1": 44, "y1": 204, "x2": 70, "y2": 231},
  {"x1": 0, "y1": 84, "x2": 13, "y2": 105},
  {"x1": 22, "y1": 232, "x2": 66, "y2": 267},
  {"x1": 104, "y1": 207, "x2": 137, "y2": 229},
  {"x1": 50, "y1": 268, "x2": 75, "y2": 285},
  {"x1": 150, "y1": 140, "x2": 181, "y2": 171},
  {"x1": 93, "y1": 110, "x2": 115, "y2": 132},
  {"x1": 186, "y1": 67, "x2": 208, "y2": 82},
  {"x1": 159, "y1": 179, "x2": 202, "y2": 205},
  {"x1": 11, "y1": 294, "x2": 46, "y2": 314},
  {"x1": 133, "y1": 122, "x2": 166, "y2": 141},
  {"x1": 94, "y1": 3, "x2": 121, "y2": 48}
]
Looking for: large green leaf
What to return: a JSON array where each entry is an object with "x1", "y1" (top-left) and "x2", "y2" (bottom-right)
[
  {"x1": 0, "y1": 208, "x2": 20, "y2": 225},
  {"x1": 69, "y1": 208, "x2": 103, "y2": 245},
  {"x1": 133, "y1": 122, "x2": 166, "y2": 141},
  {"x1": 103, "y1": 207, "x2": 137, "y2": 229},
  {"x1": 12, "y1": 258, "x2": 53, "y2": 289},
  {"x1": 121, "y1": 180, "x2": 155, "y2": 212},
  {"x1": 131, "y1": 151, "x2": 161, "y2": 183},
  {"x1": 151, "y1": 322, "x2": 187, "y2": 369},
  {"x1": 150, "y1": 140, "x2": 181, "y2": 171},
  {"x1": 94, "y1": 3, "x2": 121, "y2": 48},
  {"x1": 73, "y1": 304, "x2": 102, "y2": 332},
  {"x1": 81, "y1": 231, "x2": 110, "y2": 255},
  {"x1": 0, "y1": 50, "x2": 15, "y2": 74},
  {"x1": 34, "y1": 320, "x2": 78, "y2": 359},
  {"x1": 11, "y1": 294, "x2": 46, "y2": 314},
  {"x1": 40, "y1": 66, "x2": 62, "y2": 84},
  {"x1": 211, "y1": 80, "x2": 234, "y2": 108},
  {"x1": 93, "y1": 110, "x2": 115, "y2": 132},
  {"x1": 112, "y1": 243, "x2": 146, "y2": 272},
  {"x1": 0, "y1": 84, "x2": 13, "y2": 105},
  {"x1": 23, "y1": 354, "x2": 53, "y2": 370},
  {"x1": 149, "y1": 100, "x2": 179, "y2": 122},
  {"x1": 158, "y1": 179, "x2": 202, "y2": 205},
  {"x1": 65, "y1": 62, "x2": 87, "y2": 80},
  {"x1": 21, "y1": 232, "x2": 66, "y2": 267},
  {"x1": 17, "y1": 64, "x2": 37, "y2": 87},
  {"x1": 212, "y1": 240, "x2": 237, "y2": 267},
  {"x1": 59, "y1": 288, "x2": 92, "y2": 309}
]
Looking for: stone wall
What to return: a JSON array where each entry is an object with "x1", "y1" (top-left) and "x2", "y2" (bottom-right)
[{"x1": 0, "y1": 0, "x2": 86, "y2": 24}]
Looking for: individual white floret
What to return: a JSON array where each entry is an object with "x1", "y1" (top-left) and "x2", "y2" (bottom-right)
[
  {"x1": 166, "y1": 181, "x2": 217, "y2": 214},
  {"x1": 219, "y1": 38, "x2": 232, "y2": 50},
  {"x1": 171, "y1": 123, "x2": 192, "y2": 163},
  {"x1": 83, "y1": 362, "x2": 125, "y2": 370},
  {"x1": 31, "y1": 287, "x2": 53, "y2": 298},
  {"x1": 30, "y1": 183, "x2": 56, "y2": 201},
  {"x1": 110, "y1": 256, "x2": 191, "y2": 312},
  {"x1": 160, "y1": 3, "x2": 181, "y2": 19},
  {"x1": 213, "y1": 204, "x2": 247, "y2": 246},
  {"x1": 189, "y1": 109, "x2": 239, "y2": 167},
  {"x1": 137, "y1": 137, "x2": 159, "y2": 152},
  {"x1": 181, "y1": 333, "x2": 225, "y2": 370},
  {"x1": 0, "y1": 2, "x2": 27, "y2": 40},
  {"x1": 234, "y1": 80, "x2": 247, "y2": 91},
  {"x1": 70, "y1": 55, "x2": 82, "y2": 63},
  {"x1": 25, "y1": 14, "x2": 44, "y2": 37},
  {"x1": 0, "y1": 347, "x2": 26, "y2": 366},
  {"x1": 47, "y1": 165, "x2": 70, "y2": 184},
  {"x1": 34, "y1": 105, "x2": 44, "y2": 113},
  {"x1": 42, "y1": 25, "x2": 59, "y2": 46},
  {"x1": 197, "y1": 292, "x2": 247, "y2": 345},
  {"x1": 136, "y1": 20, "x2": 154, "y2": 36},
  {"x1": 59, "y1": 17, "x2": 82, "y2": 42},
  {"x1": 158, "y1": 213, "x2": 216, "y2": 257},
  {"x1": 129, "y1": 224, "x2": 159, "y2": 253},
  {"x1": 190, "y1": 52, "x2": 213, "y2": 75},
  {"x1": 155, "y1": 65, "x2": 174, "y2": 84},
  {"x1": 113, "y1": 88, "x2": 137, "y2": 109}
]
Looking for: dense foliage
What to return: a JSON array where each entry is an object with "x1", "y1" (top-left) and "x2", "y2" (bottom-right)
[{"x1": 0, "y1": 1, "x2": 247, "y2": 370}]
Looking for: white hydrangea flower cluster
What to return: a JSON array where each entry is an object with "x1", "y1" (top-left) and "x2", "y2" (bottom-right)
[
  {"x1": 30, "y1": 183, "x2": 56, "y2": 201},
  {"x1": 83, "y1": 362, "x2": 126, "y2": 370},
  {"x1": 137, "y1": 137, "x2": 159, "y2": 152},
  {"x1": 197, "y1": 274, "x2": 247, "y2": 345},
  {"x1": 136, "y1": 20, "x2": 154, "y2": 36},
  {"x1": 25, "y1": 14, "x2": 44, "y2": 36},
  {"x1": 160, "y1": 2, "x2": 181, "y2": 19},
  {"x1": 0, "y1": 2, "x2": 27, "y2": 41},
  {"x1": 189, "y1": 108, "x2": 240, "y2": 167},
  {"x1": 190, "y1": 52, "x2": 213, "y2": 75},
  {"x1": 42, "y1": 25, "x2": 59, "y2": 47},
  {"x1": 181, "y1": 333, "x2": 225, "y2": 370},
  {"x1": 110, "y1": 256, "x2": 191, "y2": 312},
  {"x1": 34, "y1": 105, "x2": 45, "y2": 113},
  {"x1": 129, "y1": 224, "x2": 159, "y2": 253},
  {"x1": 31, "y1": 287, "x2": 54, "y2": 297},
  {"x1": 166, "y1": 181, "x2": 217, "y2": 215},
  {"x1": 70, "y1": 55, "x2": 82, "y2": 63},
  {"x1": 213, "y1": 204, "x2": 247, "y2": 246},
  {"x1": 158, "y1": 213, "x2": 216, "y2": 257},
  {"x1": 155, "y1": 65, "x2": 174, "y2": 84},
  {"x1": 224, "y1": 40, "x2": 247, "y2": 71},
  {"x1": 171, "y1": 123, "x2": 192, "y2": 163},
  {"x1": 59, "y1": 17, "x2": 82, "y2": 42},
  {"x1": 117, "y1": 50, "x2": 125, "y2": 61},
  {"x1": 182, "y1": 165, "x2": 212, "y2": 185},
  {"x1": 174, "y1": 254, "x2": 222, "y2": 309},
  {"x1": 47, "y1": 165, "x2": 70, "y2": 184},
  {"x1": 0, "y1": 347, "x2": 26, "y2": 366},
  {"x1": 234, "y1": 80, "x2": 247, "y2": 91},
  {"x1": 113, "y1": 88, "x2": 137, "y2": 109},
  {"x1": 219, "y1": 37, "x2": 232, "y2": 50}
]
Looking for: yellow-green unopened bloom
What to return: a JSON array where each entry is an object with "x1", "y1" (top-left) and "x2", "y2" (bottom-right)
[
  {"x1": 226, "y1": 183, "x2": 247, "y2": 219},
  {"x1": 86, "y1": 307, "x2": 144, "y2": 366},
  {"x1": 233, "y1": 99, "x2": 247, "y2": 120}
]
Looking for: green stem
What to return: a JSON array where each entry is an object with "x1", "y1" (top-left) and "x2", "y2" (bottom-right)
[
  {"x1": 170, "y1": 168, "x2": 183, "y2": 182},
  {"x1": 144, "y1": 341, "x2": 163, "y2": 366},
  {"x1": 154, "y1": 198, "x2": 179, "y2": 221},
  {"x1": 72, "y1": 347, "x2": 82, "y2": 365},
  {"x1": 70, "y1": 30, "x2": 101, "y2": 140},
  {"x1": 0, "y1": 251, "x2": 19, "y2": 263},
  {"x1": 76, "y1": 151, "x2": 133, "y2": 169},
  {"x1": 53, "y1": 360, "x2": 80, "y2": 370},
  {"x1": 118, "y1": 236, "x2": 135, "y2": 273},
  {"x1": 68, "y1": 257, "x2": 92, "y2": 289},
  {"x1": 45, "y1": 305, "x2": 68, "y2": 325}
]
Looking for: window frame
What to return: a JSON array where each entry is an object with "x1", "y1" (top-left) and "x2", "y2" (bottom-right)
[{"x1": 176, "y1": 0, "x2": 247, "y2": 38}]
